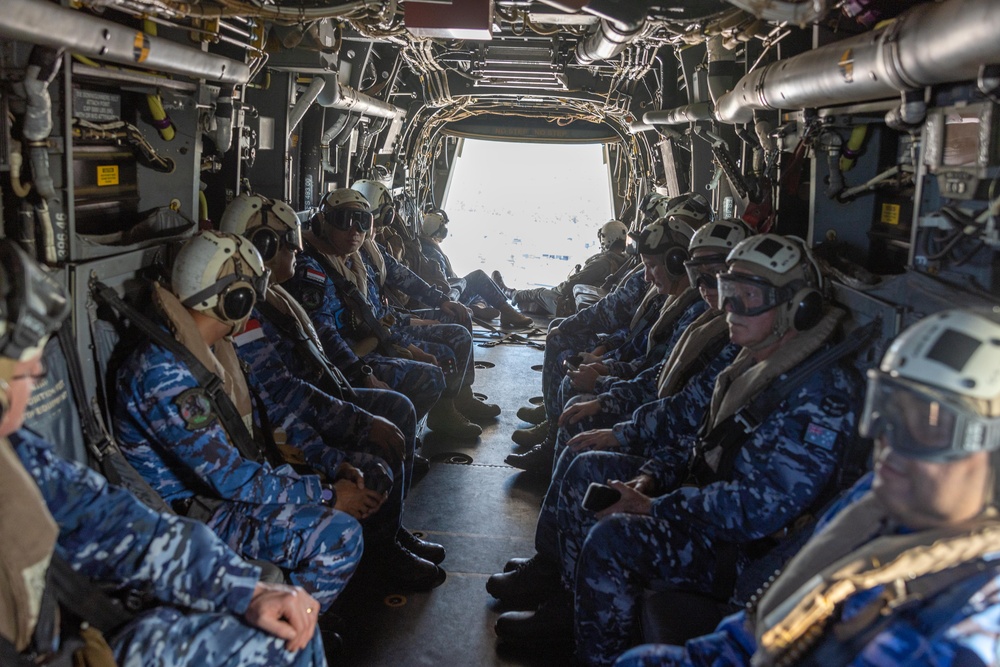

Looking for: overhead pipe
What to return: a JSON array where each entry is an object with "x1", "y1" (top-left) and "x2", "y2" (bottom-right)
[
  {"x1": 715, "y1": 0, "x2": 1000, "y2": 124},
  {"x1": 575, "y1": 17, "x2": 646, "y2": 65},
  {"x1": 643, "y1": 102, "x2": 714, "y2": 126},
  {"x1": 2, "y1": 0, "x2": 249, "y2": 84},
  {"x1": 705, "y1": 34, "x2": 738, "y2": 106},
  {"x1": 317, "y1": 76, "x2": 403, "y2": 120},
  {"x1": 288, "y1": 77, "x2": 325, "y2": 138}
]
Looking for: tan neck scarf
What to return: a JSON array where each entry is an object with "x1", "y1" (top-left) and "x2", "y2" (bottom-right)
[
  {"x1": 646, "y1": 287, "x2": 701, "y2": 356},
  {"x1": 153, "y1": 283, "x2": 253, "y2": 429},
  {"x1": 657, "y1": 307, "x2": 729, "y2": 398},
  {"x1": 266, "y1": 284, "x2": 325, "y2": 351},
  {"x1": 753, "y1": 491, "x2": 1000, "y2": 666},
  {"x1": 708, "y1": 307, "x2": 844, "y2": 433},
  {"x1": 629, "y1": 285, "x2": 661, "y2": 330},
  {"x1": 0, "y1": 437, "x2": 58, "y2": 651},
  {"x1": 319, "y1": 238, "x2": 387, "y2": 306}
]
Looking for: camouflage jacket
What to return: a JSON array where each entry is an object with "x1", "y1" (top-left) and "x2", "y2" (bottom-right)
[
  {"x1": 11, "y1": 429, "x2": 259, "y2": 614},
  {"x1": 557, "y1": 270, "x2": 649, "y2": 344}
]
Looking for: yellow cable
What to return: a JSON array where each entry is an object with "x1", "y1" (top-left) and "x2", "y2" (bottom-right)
[{"x1": 840, "y1": 125, "x2": 868, "y2": 172}]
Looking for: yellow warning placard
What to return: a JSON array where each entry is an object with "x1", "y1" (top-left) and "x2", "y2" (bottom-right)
[
  {"x1": 97, "y1": 165, "x2": 119, "y2": 186},
  {"x1": 880, "y1": 203, "x2": 900, "y2": 225}
]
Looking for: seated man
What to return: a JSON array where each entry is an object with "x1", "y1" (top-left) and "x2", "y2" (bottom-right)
[
  {"x1": 490, "y1": 235, "x2": 863, "y2": 666},
  {"x1": 219, "y1": 194, "x2": 445, "y2": 586},
  {"x1": 418, "y1": 209, "x2": 533, "y2": 327},
  {"x1": 493, "y1": 219, "x2": 629, "y2": 318},
  {"x1": 0, "y1": 239, "x2": 326, "y2": 666},
  {"x1": 114, "y1": 231, "x2": 364, "y2": 612},
  {"x1": 616, "y1": 308, "x2": 1000, "y2": 667},
  {"x1": 507, "y1": 216, "x2": 700, "y2": 474},
  {"x1": 286, "y1": 189, "x2": 495, "y2": 440}
]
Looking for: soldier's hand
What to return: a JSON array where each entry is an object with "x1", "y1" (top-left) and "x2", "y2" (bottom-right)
[
  {"x1": 440, "y1": 299, "x2": 471, "y2": 320},
  {"x1": 580, "y1": 351, "x2": 603, "y2": 364},
  {"x1": 597, "y1": 480, "x2": 653, "y2": 519},
  {"x1": 245, "y1": 582, "x2": 319, "y2": 652},
  {"x1": 568, "y1": 364, "x2": 602, "y2": 391},
  {"x1": 559, "y1": 399, "x2": 602, "y2": 427},
  {"x1": 625, "y1": 473, "x2": 656, "y2": 495},
  {"x1": 333, "y1": 478, "x2": 385, "y2": 520},
  {"x1": 336, "y1": 461, "x2": 366, "y2": 488},
  {"x1": 363, "y1": 374, "x2": 392, "y2": 391},
  {"x1": 369, "y1": 416, "x2": 405, "y2": 463},
  {"x1": 567, "y1": 428, "x2": 619, "y2": 452},
  {"x1": 408, "y1": 345, "x2": 439, "y2": 366}
]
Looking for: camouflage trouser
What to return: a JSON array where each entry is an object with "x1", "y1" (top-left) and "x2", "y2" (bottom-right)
[
  {"x1": 397, "y1": 320, "x2": 474, "y2": 394},
  {"x1": 613, "y1": 644, "x2": 686, "y2": 667},
  {"x1": 511, "y1": 286, "x2": 562, "y2": 317},
  {"x1": 535, "y1": 394, "x2": 621, "y2": 560},
  {"x1": 542, "y1": 327, "x2": 602, "y2": 430},
  {"x1": 209, "y1": 502, "x2": 363, "y2": 612},
  {"x1": 363, "y1": 353, "x2": 444, "y2": 421},
  {"x1": 458, "y1": 269, "x2": 510, "y2": 310},
  {"x1": 349, "y1": 387, "x2": 417, "y2": 496},
  {"x1": 569, "y1": 453, "x2": 719, "y2": 667},
  {"x1": 112, "y1": 606, "x2": 327, "y2": 667}
]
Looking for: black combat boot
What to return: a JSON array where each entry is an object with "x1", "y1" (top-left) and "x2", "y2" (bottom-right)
[
  {"x1": 505, "y1": 432, "x2": 555, "y2": 476},
  {"x1": 397, "y1": 527, "x2": 446, "y2": 565},
  {"x1": 486, "y1": 553, "x2": 560, "y2": 608},
  {"x1": 494, "y1": 592, "x2": 574, "y2": 647}
]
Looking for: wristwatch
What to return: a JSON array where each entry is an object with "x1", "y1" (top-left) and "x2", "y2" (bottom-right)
[
  {"x1": 358, "y1": 364, "x2": 374, "y2": 377},
  {"x1": 320, "y1": 484, "x2": 335, "y2": 507}
]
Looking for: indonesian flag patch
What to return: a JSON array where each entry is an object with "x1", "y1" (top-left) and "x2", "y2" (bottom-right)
[
  {"x1": 305, "y1": 267, "x2": 326, "y2": 285},
  {"x1": 233, "y1": 318, "x2": 265, "y2": 347}
]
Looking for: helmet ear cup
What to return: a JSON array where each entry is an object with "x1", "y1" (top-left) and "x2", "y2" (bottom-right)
[
  {"x1": 791, "y1": 288, "x2": 824, "y2": 331},
  {"x1": 664, "y1": 247, "x2": 689, "y2": 278}
]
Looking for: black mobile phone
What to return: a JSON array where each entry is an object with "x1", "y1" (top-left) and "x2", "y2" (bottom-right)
[
  {"x1": 564, "y1": 353, "x2": 583, "y2": 372},
  {"x1": 581, "y1": 482, "x2": 621, "y2": 512},
  {"x1": 365, "y1": 461, "x2": 393, "y2": 496}
]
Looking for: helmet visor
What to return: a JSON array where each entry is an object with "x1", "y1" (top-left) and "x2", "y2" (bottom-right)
[
  {"x1": 684, "y1": 254, "x2": 727, "y2": 291},
  {"x1": 860, "y1": 371, "x2": 1000, "y2": 461},
  {"x1": 249, "y1": 225, "x2": 302, "y2": 261},
  {"x1": 717, "y1": 273, "x2": 786, "y2": 316},
  {"x1": 325, "y1": 208, "x2": 374, "y2": 233}
]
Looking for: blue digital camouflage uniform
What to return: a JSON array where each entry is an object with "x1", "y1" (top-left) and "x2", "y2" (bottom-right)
[
  {"x1": 232, "y1": 310, "x2": 415, "y2": 542},
  {"x1": 419, "y1": 239, "x2": 510, "y2": 310},
  {"x1": 538, "y1": 269, "x2": 649, "y2": 428},
  {"x1": 534, "y1": 340, "x2": 740, "y2": 567},
  {"x1": 554, "y1": 299, "x2": 708, "y2": 422},
  {"x1": 614, "y1": 472, "x2": 1000, "y2": 667},
  {"x1": 285, "y1": 248, "x2": 474, "y2": 419},
  {"x1": 566, "y1": 356, "x2": 862, "y2": 665},
  {"x1": 113, "y1": 337, "x2": 363, "y2": 612},
  {"x1": 10, "y1": 429, "x2": 327, "y2": 667}
]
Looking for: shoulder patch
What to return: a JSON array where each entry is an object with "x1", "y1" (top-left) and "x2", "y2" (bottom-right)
[
  {"x1": 232, "y1": 318, "x2": 265, "y2": 347},
  {"x1": 175, "y1": 388, "x2": 217, "y2": 430},
  {"x1": 299, "y1": 286, "x2": 324, "y2": 311},
  {"x1": 820, "y1": 395, "x2": 849, "y2": 417},
  {"x1": 304, "y1": 267, "x2": 327, "y2": 285},
  {"x1": 804, "y1": 422, "x2": 838, "y2": 448}
]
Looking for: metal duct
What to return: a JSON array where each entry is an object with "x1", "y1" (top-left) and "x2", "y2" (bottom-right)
[
  {"x1": 575, "y1": 18, "x2": 645, "y2": 65},
  {"x1": 288, "y1": 77, "x2": 326, "y2": 137},
  {"x1": 643, "y1": 102, "x2": 714, "y2": 126},
  {"x1": 627, "y1": 119, "x2": 655, "y2": 133},
  {"x1": 317, "y1": 76, "x2": 403, "y2": 120},
  {"x1": 705, "y1": 35, "x2": 738, "y2": 106},
  {"x1": 715, "y1": 0, "x2": 1000, "y2": 124},
  {"x1": 2, "y1": 0, "x2": 250, "y2": 84}
]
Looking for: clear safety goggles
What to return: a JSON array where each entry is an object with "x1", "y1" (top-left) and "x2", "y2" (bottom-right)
[
  {"x1": 717, "y1": 272, "x2": 791, "y2": 316},
  {"x1": 860, "y1": 370, "x2": 1000, "y2": 462},
  {"x1": 248, "y1": 224, "x2": 302, "y2": 262},
  {"x1": 324, "y1": 207, "x2": 374, "y2": 233},
  {"x1": 683, "y1": 254, "x2": 727, "y2": 291}
]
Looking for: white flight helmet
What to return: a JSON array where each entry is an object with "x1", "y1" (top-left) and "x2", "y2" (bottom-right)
[
  {"x1": 684, "y1": 218, "x2": 755, "y2": 292},
  {"x1": 219, "y1": 194, "x2": 302, "y2": 262},
  {"x1": 636, "y1": 192, "x2": 670, "y2": 227},
  {"x1": 351, "y1": 179, "x2": 391, "y2": 211},
  {"x1": 860, "y1": 309, "x2": 1000, "y2": 461},
  {"x1": 598, "y1": 219, "x2": 628, "y2": 251},
  {"x1": 625, "y1": 217, "x2": 696, "y2": 277},
  {"x1": 422, "y1": 211, "x2": 448, "y2": 239},
  {"x1": 172, "y1": 231, "x2": 268, "y2": 331},
  {"x1": 662, "y1": 192, "x2": 714, "y2": 224}
]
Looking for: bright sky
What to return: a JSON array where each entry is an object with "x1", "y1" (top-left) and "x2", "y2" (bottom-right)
[{"x1": 441, "y1": 139, "x2": 613, "y2": 288}]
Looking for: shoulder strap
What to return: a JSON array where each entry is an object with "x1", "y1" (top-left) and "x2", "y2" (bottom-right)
[
  {"x1": 48, "y1": 553, "x2": 134, "y2": 635},
  {"x1": 305, "y1": 247, "x2": 394, "y2": 351},
  {"x1": 255, "y1": 300, "x2": 355, "y2": 400},
  {"x1": 92, "y1": 282, "x2": 267, "y2": 466}
]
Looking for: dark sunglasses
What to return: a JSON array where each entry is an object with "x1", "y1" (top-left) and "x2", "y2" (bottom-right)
[{"x1": 324, "y1": 208, "x2": 374, "y2": 233}]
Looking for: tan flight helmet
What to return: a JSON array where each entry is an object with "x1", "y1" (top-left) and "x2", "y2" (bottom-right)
[
  {"x1": 172, "y1": 230, "x2": 269, "y2": 333},
  {"x1": 219, "y1": 193, "x2": 302, "y2": 263}
]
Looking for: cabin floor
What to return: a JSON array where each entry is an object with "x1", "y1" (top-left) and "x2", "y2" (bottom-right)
[{"x1": 332, "y1": 320, "x2": 575, "y2": 666}]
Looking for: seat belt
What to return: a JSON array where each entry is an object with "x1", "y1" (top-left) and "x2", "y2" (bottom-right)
[
  {"x1": 255, "y1": 300, "x2": 355, "y2": 401},
  {"x1": 93, "y1": 282, "x2": 276, "y2": 468},
  {"x1": 305, "y1": 247, "x2": 396, "y2": 355}
]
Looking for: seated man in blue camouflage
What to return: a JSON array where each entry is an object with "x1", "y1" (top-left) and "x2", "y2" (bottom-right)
[
  {"x1": 491, "y1": 235, "x2": 863, "y2": 666},
  {"x1": 508, "y1": 193, "x2": 714, "y2": 469},
  {"x1": 0, "y1": 239, "x2": 327, "y2": 666},
  {"x1": 219, "y1": 193, "x2": 445, "y2": 587},
  {"x1": 617, "y1": 308, "x2": 1000, "y2": 667},
  {"x1": 286, "y1": 189, "x2": 497, "y2": 441},
  {"x1": 114, "y1": 231, "x2": 366, "y2": 613}
]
